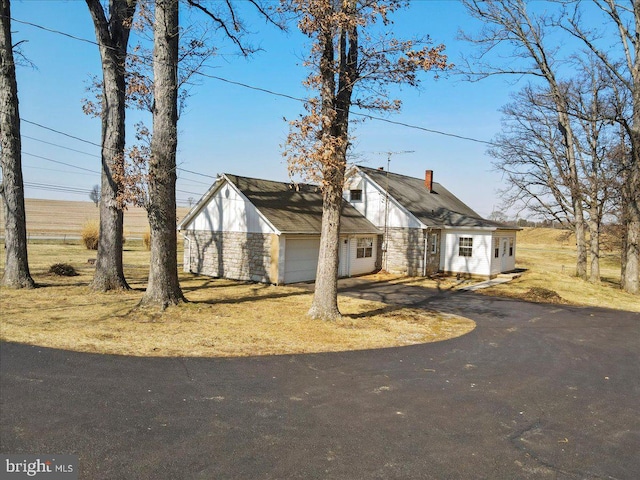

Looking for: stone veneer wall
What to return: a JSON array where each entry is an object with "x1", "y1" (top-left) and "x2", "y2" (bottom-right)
[
  {"x1": 183, "y1": 231, "x2": 276, "y2": 283},
  {"x1": 383, "y1": 227, "x2": 425, "y2": 276}
]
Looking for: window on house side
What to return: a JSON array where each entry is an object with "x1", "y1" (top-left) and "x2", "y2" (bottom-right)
[
  {"x1": 350, "y1": 189, "x2": 362, "y2": 201},
  {"x1": 459, "y1": 237, "x2": 473, "y2": 257},
  {"x1": 509, "y1": 238, "x2": 514, "y2": 256},
  {"x1": 430, "y1": 233, "x2": 438, "y2": 254},
  {"x1": 356, "y1": 237, "x2": 373, "y2": 258}
]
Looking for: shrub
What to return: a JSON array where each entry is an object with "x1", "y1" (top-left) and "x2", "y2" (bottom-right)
[
  {"x1": 48, "y1": 263, "x2": 78, "y2": 276},
  {"x1": 142, "y1": 230, "x2": 151, "y2": 251},
  {"x1": 81, "y1": 220, "x2": 99, "y2": 250}
]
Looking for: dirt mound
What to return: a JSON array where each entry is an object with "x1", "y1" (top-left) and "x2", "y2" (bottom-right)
[{"x1": 524, "y1": 287, "x2": 564, "y2": 303}]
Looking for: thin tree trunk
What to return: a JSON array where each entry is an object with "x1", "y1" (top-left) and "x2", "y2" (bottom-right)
[
  {"x1": 574, "y1": 210, "x2": 588, "y2": 279},
  {"x1": 588, "y1": 214, "x2": 600, "y2": 283},
  {"x1": 0, "y1": 0, "x2": 34, "y2": 289},
  {"x1": 141, "y1": 0, "x2": 184, "y2": 308},
  {"x1": 86, "y1": 0, "x2": 136, "y2": 291},
  {"x1": 558, "y1": 108, "x2": 588, "y2": 280},
  {"x1": 622, "y1": 97, "x2": 640, "y2": 293}
]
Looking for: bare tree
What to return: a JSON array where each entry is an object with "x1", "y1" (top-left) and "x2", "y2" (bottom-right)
[
  {"x1": 461, "y1": 0, "x2": 588, "y2": 279},
  {"x1": 0, "y1": 0, "x2": 34, "y2": 289},
  {"x1": 561, "y1": 0, "x2": 639, "y2": 293},
  {"x1": 491, "y1": 87, "x2": 577, "y2": 226},
  {"x1": 492, "y1": 72, "x2": 618, "y2": 283},
  {"x1": 568, "y1": 60, "x2": 618, "y2": 283},
  {"x1": 89, "y1": 184, "x2": 101, "y2": 206},
  {"x1": 85, "y1": 0, "x2": 138, "y2": 291},
  {"x1": 284, "y1": 0, "x2": 450, "y2": 320}
]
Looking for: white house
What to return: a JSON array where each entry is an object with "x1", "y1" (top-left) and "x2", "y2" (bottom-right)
[
  {"x1": 345, "y1": 166, "x2": 520, "y2": 278},
  {"x1": 177, "y1": 174, "x2": 381, "y2": 284}
]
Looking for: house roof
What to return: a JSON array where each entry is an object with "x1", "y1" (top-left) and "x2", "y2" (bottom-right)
[
  {"x1": 357, "y1": 166, "x2": 513, "y2": 230},
  {"x1": 179, "y1": 173, "x2": 380, "y2": 235}
]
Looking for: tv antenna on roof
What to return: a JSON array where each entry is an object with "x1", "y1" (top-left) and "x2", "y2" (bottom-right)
[
  {"x1": 372, "y1": 151, "x2": 414, "y2": 271},
  {"x1": 373, "y1": 150, "x2": 415, "y2": 172}
]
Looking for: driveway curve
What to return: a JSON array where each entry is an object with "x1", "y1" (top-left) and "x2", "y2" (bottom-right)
[{"x1": 1, "y1": 280, "x2": 639, "y2": 479}]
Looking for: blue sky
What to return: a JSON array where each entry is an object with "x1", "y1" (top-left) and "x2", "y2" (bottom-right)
[{"x1": 11, "y1": 0, "x2": 526, "y2": 217}]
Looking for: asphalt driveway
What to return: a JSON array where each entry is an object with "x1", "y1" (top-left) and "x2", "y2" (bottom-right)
[{"x1": 1, "y1": 280, "x2": 638, "y2": 479}]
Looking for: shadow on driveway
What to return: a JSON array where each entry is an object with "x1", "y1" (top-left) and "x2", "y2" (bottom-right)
[{"x1": 1, "y1": 278, "x2": 639, "y2": 479}]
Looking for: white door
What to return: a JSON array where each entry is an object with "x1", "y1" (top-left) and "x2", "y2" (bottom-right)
[
  {"x1": 338, "y1": 237, "x2": 350, "y2": 277},
  {"x1": 284, "y1": 237, "x2": 320, "y2": 283}
]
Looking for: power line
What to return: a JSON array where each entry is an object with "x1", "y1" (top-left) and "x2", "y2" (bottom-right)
[
  {"x1": 22, "y1": 118, "x2": 103, "y2": 149},
  {"x1": 8, "y1": 15, "x2": 116, "y2": 51},
  {"x1": 23, "y1": 165, "x2": 99, "y2": 177},
  {"x1": 176, "y1": 166, "x2": 218, "y2": 179},
  {"x1": 24, "y1": 181, "x2": 94, "y2": 196},
  {"x1": 23, "y1": 152, "x2": 99, "y2": 174},
  {"x1": 22, "y1": 135, "x2": 100, "y2": 158},
  {"x1": 20, "y1": 128, "x2": 216, "y2": 181},
  {"x1": 12, "y1": 17, "x2": 496, "y2": 147}
]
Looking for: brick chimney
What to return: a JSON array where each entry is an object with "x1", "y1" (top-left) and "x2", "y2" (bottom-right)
[{"x1": 425, "y1": 170, "x2": 434, "y2": 192}]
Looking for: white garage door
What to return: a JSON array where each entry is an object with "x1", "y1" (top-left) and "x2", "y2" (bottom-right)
[{"x1": 284, "y1": 237, "x2": 320, "y2": 283}]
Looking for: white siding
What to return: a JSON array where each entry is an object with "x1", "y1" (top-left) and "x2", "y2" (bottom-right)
[
  {"x1": 184, "y1": 182, "x2": 275, "y2": 234},
  {"x1": 346, "y1": 172, "x2": 422, "y2": 229},
  {"x1": 441, "y1": 230, "x2": 492, "y2": 277},
  {"x1": 349, "y1": 235, "x2": 377, "y2": 276}
]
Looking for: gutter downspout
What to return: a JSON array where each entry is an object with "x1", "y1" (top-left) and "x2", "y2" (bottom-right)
[{"x1": 423, "y1": 230, "x2": 429, "y2": 277}]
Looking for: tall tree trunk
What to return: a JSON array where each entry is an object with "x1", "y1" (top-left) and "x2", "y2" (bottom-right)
[
  {"x1": 622, "y1": 124, "x2": 640, "y2": 293},
  {"x1": 307, "y1": 1, "x2": 357, "y2": 320},
  {"x1": 308, "y1": 175, "x2": 343, "y2": 320},
  {"x1": 141, "y1": 0, "x2": 184, "y2": 308},
  {"x1": 0, "y1": 0, "x2": 34, "y2": 289},
  {"x1": 587, "y1": 214, "x2": 601, "y2": 283},
  {"x1": 558, "y1": 108, "x2": 588, "y2": 280},
  {"x1": 92, "y1": 58, "x2": 128, "y2": 291},
  {"x1": 573, "y1": 209, "x2": 588, "y2": 279},
  {"x1": 85, "y1": 0, "x2": 137, "y2": 291}
]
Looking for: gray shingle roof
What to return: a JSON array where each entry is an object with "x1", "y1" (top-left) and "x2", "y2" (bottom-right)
[
  {"x1": 358, "y1": 166, "x2": 510, "y2": 229},
  {"x1": 226, "y1": 174, "x2": 380, "y2": 235}
]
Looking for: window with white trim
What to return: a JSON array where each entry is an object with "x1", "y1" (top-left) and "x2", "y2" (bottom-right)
[
  {"x1": 459, "y1": 237, "x2": 473, "y2": 257},
  {"x1": 509, "y1": 238, "x2": 514, "y2": 256},
  {"x1": 350, "y1": 189, "x2": 362, "y2": 202},
  {"x1": 430, "y1": 233, "x2": 438, "y2": 254},
  {"x1": 356, "y1": 237, "x2": 373, "y2": 258}
]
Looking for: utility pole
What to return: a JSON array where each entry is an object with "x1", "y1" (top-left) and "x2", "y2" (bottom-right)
[{"x1": 373, "y1": 150, "x2": 414, "y2": 271}]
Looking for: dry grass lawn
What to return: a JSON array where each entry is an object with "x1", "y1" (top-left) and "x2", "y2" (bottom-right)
[
  {"x1": 477, "y1": 228, "x2": 639, "y2": 312},
  {"x1": 379, "y1": 227, "x2": 639, "y2": 313},
  {"x1": 0, "y1": 241, "x2": 475, "y2": 357}
]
